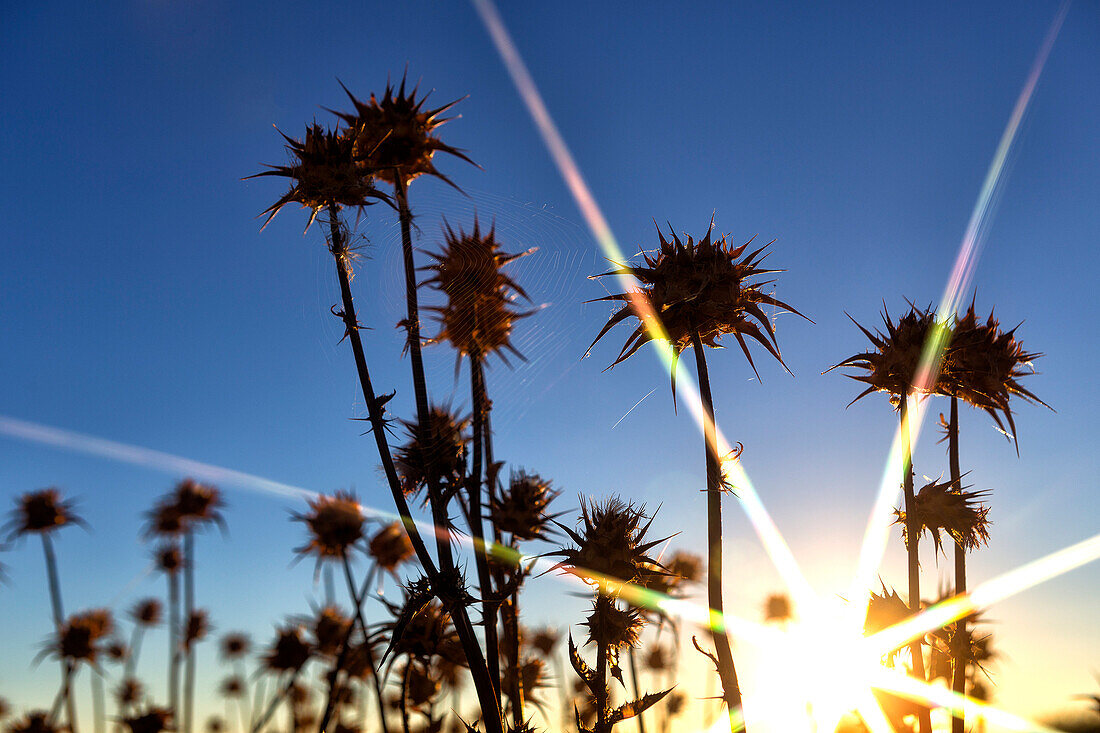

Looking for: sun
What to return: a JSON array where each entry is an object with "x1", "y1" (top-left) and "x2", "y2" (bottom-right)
[{"x1": 744, "y1": 597, "x2": 888, "y2": 733}]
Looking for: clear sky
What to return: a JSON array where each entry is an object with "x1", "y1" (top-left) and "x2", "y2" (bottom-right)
[{"x1": 1, "y1": 1, "x2": 1098, "y2": 731}]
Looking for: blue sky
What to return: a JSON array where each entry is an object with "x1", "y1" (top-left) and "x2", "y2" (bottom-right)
[{"x1": 1, "y1": 0, "x2": 1098, "y2": 729}]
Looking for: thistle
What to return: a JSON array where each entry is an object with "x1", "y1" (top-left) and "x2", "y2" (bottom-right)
[
  {"x1": 291, "y1": 491, "x2": 364, "y2": 565},
  {"x1": 552, "y1": 498, "x2": 666, "y2": 589},
  {"x1": 368, "y1": 522, "x2": 415, "y2": 574},
  {"x1": 763, "y1": 593, "x2": 792, "y2": 624},
  {"x1": 489, "y1": 470, "x2": 561, "y2": 542},
  {"x1": 393, "y1": 408, "x2": 470, "y2": 498},
  {"x1": 247, "y1": 123, "x2": 389, "y2": 231},
  {"x1": 588, "y1": 221, "x2": 806, "y2": 731},
  {"x1": 894, "y1": 479, "x2": 991, "y2": 557}
]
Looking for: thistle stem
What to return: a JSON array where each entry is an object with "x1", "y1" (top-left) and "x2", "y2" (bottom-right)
[
  {"x1": 91, "y1": 669, "x2": 105, "y2": 733},
  {"x1": 504, "y1": 590, "x2": 523, "y2": 728},
  {"x1": 184, "y1": 530, "x2": 196, "y2": 733},
  {"x1": 393, "y1": 175, "x2": 431, "y2": 435},
  {"x1": 251, "y1": 673, "x2": 298, "y2": 733},
  {"x1": 41, "y1": 534, "x2": 76, "y2": 732},
  {"x1": 595, "y1": 595, "x2": 610, "y2": 732},
  {"x1": 326, "y1": 205, "x2": 503, "y2": 733},
  {"x1": 899, "y1": 397, "x2": 932, "y2": 733},
  {"x1": 400, "y1": 661, "x2": 412, "y2": 733},
  {"x1": 690, "y1": 330, "x2": 744, "y2": 733},
  {"x1": 627, "y1": 647, "x2": 647, "y2": 733},
  {"x1": 948, "y1": 396, "x2": 968, "y2": 733},
  {"x1": 169, "y1": 565, "x2": 181, "y2": 721},
  {"x1": 469, "y1": 354, "x2": 501, "y2": 699}
]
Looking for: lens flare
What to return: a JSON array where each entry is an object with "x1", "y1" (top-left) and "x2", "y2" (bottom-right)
[
  {"x1": 848, "y1": 0, "x2": 1071, "y2": 620},
  {"x1": 471, "y1": 0, "x2": 815, "y2": 609}
]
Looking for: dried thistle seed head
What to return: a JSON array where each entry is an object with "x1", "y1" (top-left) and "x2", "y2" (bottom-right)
[
  {"x1": 205, "y1": 718, "x2": 225, "y2": 733},
  {"x1": 336, "y1": 75, "x2": 476, "y2": 188},
  {"x1": 115, "y1": 678, "x2": 145, "y2": 707},
  {"x1": 154, "y1": 544, "x2": 184, "y2": 575},
  {"x1": 394, "y1": 407, "x2": 469, "y2": 495},
  {"x1": 666, "y1": 691, "x2": 687, "y2": 716},
  {"x1": 894, "y1": 479, "x2": 991, "y2": 555},
  {"x1": 946, "y1": 302, "x2": 1049, "y2": 448},
  {"x1": 169, "y1": 479, "x2": 225, "y2": 530},
  {"x1": 666, "y1": 551, "x2": 702, "y2": 584},
  {"x1": 6, "y1": 488, "x2": 84, "y2": 539},
  {"x1": 490, "y1": 470, "x2": 560, "y2": 541},
  {"x1": 7, "y1": 712, "x2": 59, "y2": 733},
  {"x1": 122, "y1": 708, "x2": 173, "y2": 733},
  {"x1": 144, "y1": 501, "x2": 185, "y2": 540},
  {"x1": 553, "y1": 497, "x2": 666, "y2": 587},
  {"x1": 763, "y1": 593, "x2": 793, "y2": 623},
  {"x1": 588, "y1": 221, "x2": 806, "y2": 382},
  {"x1": 582, "y1": 597, "x2": 644, "y2": 650},
  {"x1": 306, "y1": 605, "x2": 352, "y2": 658},
  {"x1": 249, "y1": 123, "x2": 388, "y2": 231},
  {"x1": 423, "y1": 217, "x2": 532, "y2": 363},
  {"x1": 386, "y1": 598, "x2": 457, "y2": 662},
  {"x1": 129, "y1": 598, "x2": 163, "y2": 627},
  {"x1": 292, "y1": 491, "x2": 364, "y2": 561},
  {"x1": 183, "y1": 609, "x2": 211, "y2": 651},
  {"x1": 47, "y1": 609, "x2": 114, "y2": 664},
  {"x1": 342, "y1": 639, "x2": 383, "y2": 680},
  {"x1": 219, "y1": 676, "x2": 245, "y2": 699},
  {"x1": 644, "y1": 645, "x2": 671, "y2": 672},
  {"x1": 864, "y1": 583, "x2": 915, "y2": 637},
  {"x1": 502, "y1": 657, "x2": 548, "y2": 711},
  {"x1": 529, "y1": 626, "x2": 560, "y2": 658},
  {"x1": 219, "y1": 632, "x2": 250, "y2": 660},
  {"x1": 368, "y1": 522, "x2": 415, "y2": 571},
  {"x1": 830, "y1": 304, "x2": 946, "y2": 408},
  {"x1": 403, "y1": 661, "x2": 441, "y2": 710},
  {"x1": 105, "y1": 640, "x2": 128, "y2": 663},
  {"x1": 263, "y1": 625, "x2": 312, "y2": 673}
]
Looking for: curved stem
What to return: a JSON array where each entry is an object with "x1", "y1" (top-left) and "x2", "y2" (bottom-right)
[
  {"x1": 41, "y1": 534, "x2": 75, "y2": 732},
  {"x1": 400, "y1": 662, "x2": 412, "y2": 733},
  {"x1": 948, "y1": 396, "x2": 967, "y2": 733},
  {"x1": 690, "y1": 331, "x2": 744, "y2": 732},
  {"x1": 469, "y1": 355, "x2": 501, "y2": 698},
  {"x1": 326, "y1": 205, "x2": 502, "y2": 733},
  {"x1": 899, "y1": 397, "x2": 931, "y2": 733}
]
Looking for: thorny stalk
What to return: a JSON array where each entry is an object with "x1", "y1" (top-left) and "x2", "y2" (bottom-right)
[
  {"x1": 948, "y1": 396, "x2": 968, "y2": 733},
  {"x1": 41, "y1": 534, "x2": 77, "y2": 732},
  {"x1": 469, "y1": 353, "x2": 501, "y2": 699},
  {"x1": 899, "y1": 397, "x2": 932, "y2": 733}
]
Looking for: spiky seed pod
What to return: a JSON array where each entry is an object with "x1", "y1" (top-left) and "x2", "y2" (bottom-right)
[
  {"x1": 946, "y1": 302, "x2": 1049, "y2": 447},
  {"x1": 263, "y1": 626, "x2": 312, "y2": 674},
  {"x1": 105, "y1": 640, "x2": 129, "y2": 663},
  {"x1": 183, "y1": 609, "x2": 211, "y2": 651},
  {"x1": 502, "y1": 657, "x2": 548, "y2": 712},
  {"x1": 588, "y1": 221, "x2": 806, "y2": 382},
  {"x1": 644, "y1": 645, "x2": 670, "y2": 672},
  {"x1": 829, "y1": 304, "x2": 945, "y2": 408},
  {"x1": 169, "y1": 479, "x2": 226, "y2": 531},
  {"x1": 130, "y1": 598, "x2": 163, "y2": 627},
  {"x1": 665, "y1": 551, "x2": 703, "y2": 584},
  {"x1": 763, "y1": 593, "x2": 792, "y2": 623},
  {"x1": 115, "y1": 678, "x2": 145, "y2": 707},
  {"x1": 423, "y1": 217, "x2": 532, "y2": 363},
  {"x1": 154, "y1": 545, "x2": 184, "y2": 575},
  {"x1": 582, "y1": 598, "x2": 644, "y2": 650},
  {"x1": 529, "y1": 627, "x2": 560, "y2": 658},
  {"x1": 144, "y1": 501, "x2": 185, "y2": 540},
  {"x1": 122, "y1": 708, "x2": 173, "y2": 733},
  {"x1": 218, "y1": 676, "x2": 244, "y2": 699},
  {"x1": 292, "y1": 491, "x2": 364, "y2": 561},
  {"x1": 367, "y1": 522, "x2": 415, "y2": 571},
  {"x1": 666, "y1": 691, "x2": 686, "y2": 717},
  {"x1": 205, "y1": 718, "x2": 225, "y2": 733},
  {"x1": 393, "y1": 407, "x2": 469, "y2": 496},
  {"x1": 219, "y1": 632, "x2": 250, "y2": 660},
  {"x1": 894, "y1": 479, "x2": 991, "y2": 556},
  {"x1": 385, "y1": 598, "x2": 457, "y2": 662},
  {"x1": 288, "y1": 683, "x2": 311, "y2": 707},
  {"x1": 307, "y1": 606, "x2": 352, "y2": 659},
  {"x1": 402, "y1": 661, "x2": 441, "y2": 710},
  {"x1": 490, "y1": 470, "x2": 560, "y2": 541},
  {"x1": 864, "y1": 583, "x2": 918, "y2": 656},
  {"x1": 336, "y1": 75, "x2": 476, "y2": 188},
  {"x1": 342, "y1": 640, "x2": 382, "y2": 681},
  {"x1": 45, "y1": 609, "x2": 114, "y2": 665},
  {"x1": 552, "y1": 497, "x2": 667, "y2": 588},
  {"x1": 6, "y1": 712, "x2": 58, "y2": 733},
  {"x1": 248, "y1": 123, "x2": 388, "y2": 231},
  {"x1": 5, "y1": 488, "x2": 85, "y2": 539}
]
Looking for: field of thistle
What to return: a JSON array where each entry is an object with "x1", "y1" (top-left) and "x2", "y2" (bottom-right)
[{"x1": 2, "y1": 4, "x2": 1099, "y2": 733}]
